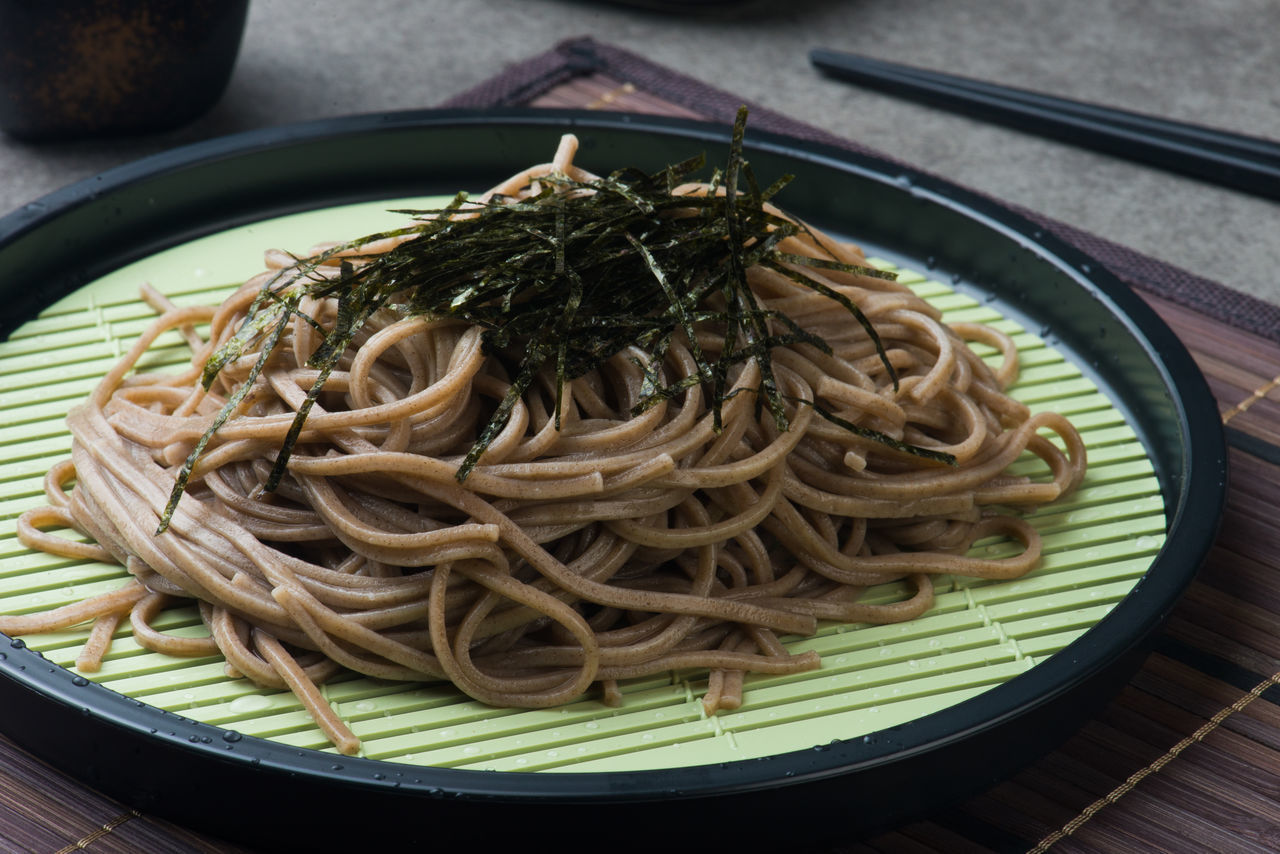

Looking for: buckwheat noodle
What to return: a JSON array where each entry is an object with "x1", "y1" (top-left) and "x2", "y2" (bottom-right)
[{"x1": 5, "y1": 137, "x2": 1085, "y2": 755}]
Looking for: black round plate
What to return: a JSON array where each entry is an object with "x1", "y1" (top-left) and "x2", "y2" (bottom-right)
[{"x1": 0, "y1": 109, "x2": 1226, "y2": 852}]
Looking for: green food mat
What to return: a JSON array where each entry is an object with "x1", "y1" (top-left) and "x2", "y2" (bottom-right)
[{"x1": 0, "y1": 198, "x2": 1166, "y2": 772}]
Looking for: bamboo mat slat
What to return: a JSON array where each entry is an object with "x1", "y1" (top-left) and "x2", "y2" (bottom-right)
[{"x1": 3, "y1": 38, "x2": 1279, "y2": 853}]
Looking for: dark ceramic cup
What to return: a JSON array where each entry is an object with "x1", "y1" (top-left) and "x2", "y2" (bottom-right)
[{"x1": 0, "y1": 0, "x2": 249, "y2": 141}]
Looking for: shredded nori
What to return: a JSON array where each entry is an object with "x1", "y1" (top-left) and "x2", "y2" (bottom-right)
[{"x1": 157, "y1": 108, "x2": 954, "y2": 533}]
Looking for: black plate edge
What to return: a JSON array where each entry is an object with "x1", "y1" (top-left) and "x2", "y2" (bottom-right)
[{"x1": 0, "y1": 109, "x2": 1228, "y2": 844}]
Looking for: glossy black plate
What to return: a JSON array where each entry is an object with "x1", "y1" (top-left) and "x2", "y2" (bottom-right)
[{"x1": 0, "y1": 110, "x2": 1225, "y2": 851}]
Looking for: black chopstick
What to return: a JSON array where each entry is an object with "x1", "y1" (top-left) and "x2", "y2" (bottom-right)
[{"x1": 810, "y1": 48, "x2": 1280, "y2": 202}]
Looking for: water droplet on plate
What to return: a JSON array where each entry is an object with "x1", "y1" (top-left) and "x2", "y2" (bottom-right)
[{"x1": 229, "y1": 694, "x2": 272, "y2": 714}]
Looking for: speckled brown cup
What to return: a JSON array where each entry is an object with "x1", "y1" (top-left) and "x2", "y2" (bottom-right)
[{"x1": 0, "y1": 0, "x2": 249, "y2": 141}]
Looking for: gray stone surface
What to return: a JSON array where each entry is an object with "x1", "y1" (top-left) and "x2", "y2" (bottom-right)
[{"x1": 3, "y1": 0, "x2": 1277, "y2": 305}]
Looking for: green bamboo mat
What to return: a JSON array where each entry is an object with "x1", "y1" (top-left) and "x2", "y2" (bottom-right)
[{"x1": 0, "y1": 199, "x2": 1165, "y2": 772}]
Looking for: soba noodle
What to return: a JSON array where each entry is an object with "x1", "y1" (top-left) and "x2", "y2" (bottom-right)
[{"x1": 5, "y1": 136, "x2": 1085, "y2": 755}]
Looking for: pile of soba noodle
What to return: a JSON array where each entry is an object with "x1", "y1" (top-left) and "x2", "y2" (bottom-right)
[{"x1": 7, "y1": 135, "x2": 1085, "y2": 755}]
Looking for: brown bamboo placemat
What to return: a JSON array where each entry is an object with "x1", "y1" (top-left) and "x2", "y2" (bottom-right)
[{"x1": 6, "y1": 37, "x2": 1280, "y2": 854}]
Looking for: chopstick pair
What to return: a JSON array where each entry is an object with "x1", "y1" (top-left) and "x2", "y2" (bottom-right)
[{"x1": 810, "y1": 48, "x2": 1280, "y2": 202}]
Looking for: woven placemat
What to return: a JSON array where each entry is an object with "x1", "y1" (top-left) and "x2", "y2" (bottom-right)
[{"x1": 5, "y1": 37, "x2": 1279, "y2": 854}]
